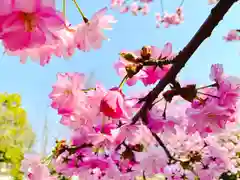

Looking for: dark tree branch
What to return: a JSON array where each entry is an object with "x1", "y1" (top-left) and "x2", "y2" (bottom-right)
[
  {"x1": 131, "y1": 0, "x2": 238, "y2": 158},
  {"x1": 132, "y1": 0, "x2": 237, "y2": 124},
  {"x1": 151, "y1": 132, "x2": 174, "y2": 161}
]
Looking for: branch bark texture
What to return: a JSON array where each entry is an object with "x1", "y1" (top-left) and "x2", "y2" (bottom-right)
[{"x1": 132, "y1": 0, "x2": 238, "y2": 124}]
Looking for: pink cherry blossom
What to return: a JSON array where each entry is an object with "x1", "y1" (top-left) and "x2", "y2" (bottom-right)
[
  {"x1": 155, "y1": 13, "x2": 162, "y2": 28},
  {"x1": 115, "y1": 43, "x2": 175, "y2": 86},
  {"x1": 71, "y1": 126, "x2": 93, "y2": 146},
  {"x1": 224, "y1": 30, "x2": 240, "y2": 41},
  {"x1": 147, "y1": 105, "x2": 179, "y2": 134},
  {"x1": 141, "y1": 4, "x2": 150, "y2": 15},
  {"x1": 100, "y1": 87, "x2": 129, "y2": 119},
  {"x1": 186, "y1": 94, "x2": 235, "y2": 136},
  {"x1": 157, "y1": 7, "x2": 184, "y2": 28},
  {"x1": 130, "y1": 3, "x2": 139, "y2": 15},
  {"x1": 44, "y1": 63, "x2": 240, "y2": 179},
  {"x1": 155, "y1": 13, "x2": 162, "y2": 21},
  {"x1": 60, "y1": 84, "x2": 107, "y2": 129},
  {"x1": 142, "y1": 43, "x2": 174, "y2": 86},
  {"x1": 10, "y1": 0, "x2": 240, "y2": 178},
  {"x1": 162, "y1": 126, "x2": 205, "y2": 156},
  {"x1": 74, "y1": 7, "x2": 116, "y2": 51},
  {"x1": 114, "y1": 124, "x2": 154, "y2": 146},
  {"x1": 134, "y1": 145, "x2": 168, "y2": 176},
  {"x1": 78, "y1": 158, "x2": 110, "y2": 171},
  {"x1": 21, "y1": 154, "x2": 57, "y2": 180},
  {"x1": 119, "y1": 6, "x2": 129, "y2": 14},
  {"x1": 114, "y1": 60, "x2": 148, "y2": 86},
  {"x1": 95, "y1": 123, "x2": 117, "y2": 135},
  {"x1": 110, "y1": 0, "x2": 124, "y2": 8},
  {"x1": 0, "y1": 0, "x2": 65, "y2": 51},
  {"x1": 87, "y1": 132, "x2": 115, "y2": 148},
  {"x1": 111, "y1": 0, "x2": 153, "y2": 16},
  {"x1": 49, "y1": 72, "x2": 85, "y2": 115},
  {"x1": 5, "y1": 27, "x2": 76, "y2": 66},
  {"x1": 186, "y1": 65, "x2": 240, "y2": 136},
  {"x1": 210, "y1": 63, "x2": 224, "y2": 82},
  {"x1": 163, "y1": 163, "x2": 195, "y2": 179}
]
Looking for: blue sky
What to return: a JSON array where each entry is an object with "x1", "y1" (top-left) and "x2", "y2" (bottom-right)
[{"x1": 0, "y1": 0, "x2": 240, "y2": 153}]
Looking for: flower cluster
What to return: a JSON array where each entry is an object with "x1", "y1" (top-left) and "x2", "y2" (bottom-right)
[
  {"x1": 110, "y1": 0, "x2": 152, "y2": 15},
  {"x1": 0, "y1": 0, "x2": 236, "y2": 180},
  {"x1": 22, "y1": 43, "x2": 240, "y2": 179},
  {"x1": 155, "y1": 7, "x2": 184, "y2": 28},
  {"x1": 224, "y1": 30, "x2": 240, "y2": 42},
  {"x1": 110, "y1": 0, "x2": 184, "y2": 28},
  {"x1": 0, "y1": 0, "x2": 116, "y2": 66},
  {"x1": 0, "y1": 0, "x2": 221, "y2": 67}
]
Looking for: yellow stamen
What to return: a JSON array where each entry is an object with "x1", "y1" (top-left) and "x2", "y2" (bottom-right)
[
  {"x1": 64, "y1": 89, "x2": 72, "y2": 96},
  {"x1": 20, "y1": 13, "x2": 36, "y2": 32}
]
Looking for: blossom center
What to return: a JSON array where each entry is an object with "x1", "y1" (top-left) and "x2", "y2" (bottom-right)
[
  {"x1": 20, "y1": 13, "x2": 37, "y2": 32},
  {"x1": 64, "y1": 89, "x2": 72, "y2": 96}
]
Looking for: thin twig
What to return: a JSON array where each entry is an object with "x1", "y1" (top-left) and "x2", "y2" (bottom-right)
[
  {"x1": 160, "y1": 0, "x2": 164, "y2": 14},
  {"x1": 151, "y1": 132, "x2": 174, "y2": 161},
  {"x1": 179, "y1": 0, "x2": 185, "y2": 7},
  {"x1": 63, "y1": 0, "x2": 66, "y2": 18}
]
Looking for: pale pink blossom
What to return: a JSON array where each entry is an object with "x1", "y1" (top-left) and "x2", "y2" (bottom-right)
[
  {"x1": 78, "y1": 158, "x2": 110, "y2": 171},
  {"x1": 157, "y1": 7, "x2": 184, "y2": 28},
  {"x1": 60, "y1": 84, "x2": 106, "y2": 129},
  {"x1": 186, "y1": 65, "x2": 240, "y2": 135},
  {"x1": 21, "y1": 154, "x2": 56, "y2": 180},
  {"x1": 162, "y1": 126, "x2": 205, "y2": 156},
  {"x1": 224, "y1": 30, "x2": 240, "y2": 41},
  {"x1": 87, "y1": 132, "x2": 115, "y2": 148},
  {"x1": 110, "y1": 0, "x2": 124, "y2": 8},
  {"x1": 49, "y1": 72, "x2": 85, "y2": 115},
  {"x1": 148, "y1": 105, "x2": 179, "y2": 134},
  {"x1": 194, "y1": 139, "x2": 231, "y2": 179},
  {"x1": 130, "y1": 3, "x2": 139, "y2": 15},
  {"x1": 71, "y1": 126, "x2": 93, "y2": 146},
  {"x1": 134, "y1": 145, "x2": 168, "y2": 176},
  {"x1": 6, "y1": 44, "x2": 55, "y2": 66},
  {"x1": 141, "y1": 3, "x2": 150, "y2": 15},
  {"x1": 74, "y1": 7, "x2": 116, "y2": 51},
  {"x1": 163, "y1": 163, "x2": 195, "y2": 180},
  {"x1": 53, "y1": 27, "x2": 76, "y2": 59},
  {"x1": 155, "y1": 12, "x2": 162, "y2": 21},
  {"x1": 210, "y1": 63, "x2": 224, "y2": 82},
  {"x1": 155, "y1": 13, "x2": 162, "y2": 28},
  {"x1": 114, "y1": 124, "x2": 154, "y2": 146},
  {"x1": 119, "y1": 6, "x2": 129, "y2": 14}
]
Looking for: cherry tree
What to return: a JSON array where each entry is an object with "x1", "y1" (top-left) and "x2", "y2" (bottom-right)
[{"x1": 0, "y1": 0, "x2": 240, "y2": 179}]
